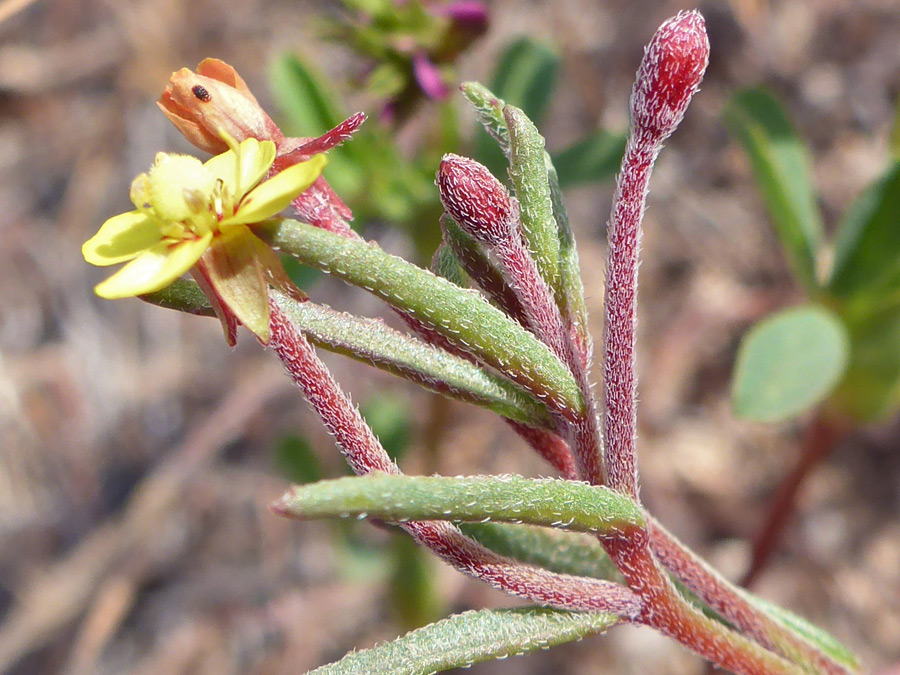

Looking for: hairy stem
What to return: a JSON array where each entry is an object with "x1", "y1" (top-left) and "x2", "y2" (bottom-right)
[
  {"x1": 650, "y1": 517, "x2": 854, "y2": 674},
  {"x1": 268, "y1": 300, "x2": 640, "y2": 616}
]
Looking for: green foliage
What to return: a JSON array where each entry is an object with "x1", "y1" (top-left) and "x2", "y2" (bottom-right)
[
  {"x1": 461, "y1": 522, "x2": 621, "y2": 581},
  {"x1": 732, "y1": 305, "x2": 850, "y2": 422},
  {"x1": 725, "y1": 88, "x2": 823, "y2": 293},
  {"x1": 551, "y1": 129, "x2": 628, "y2": 188},
  {"x1": 505, "y1": 105, "x2": 562, "y2": 295},
  {"x1": 832, "y1": 299, "x2": 900, "y2": 421},
  {"x1": 476, "y1": 37, "x2": 559, "y2": 177},
  {"x1": 728, "y1": 87, "x2": 900, "y2": 423},
  {"x1": 360, "y1": 394, "x2": 413, "y2": 462},
  {"x1": 829, "y1": 161, "x2": 900, "y2": 299},
  {"x1": 263, "y1": 220, "x2": 585, "y2": 416},
  {"x1": 270, "y1": 33, "x2": 622, "y2": 265},
  {"x1": 743, "y1": 595, "x2": 862, "y2": 673},
  {"x1": 274, "y1": 434, "x2": 324, "y2": 484},
  {"x1": 308, "y1": 607, "x2": 620, "y2": 675},
  {"x1": 274, "y1": 474, "x2": 645, "y2": 534}
]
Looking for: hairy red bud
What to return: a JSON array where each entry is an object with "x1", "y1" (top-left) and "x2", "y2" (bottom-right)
[
  {"x1": 437, "y1": 154, "x2": 515, "y2": 248},
  {"x1": 630, "y1": 10, "x2": 709, "y2": 142}
]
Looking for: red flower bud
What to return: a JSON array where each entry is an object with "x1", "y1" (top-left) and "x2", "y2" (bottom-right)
[
  {"x1": 437, "y1": 154, "x2": 515, "y2": 248},
  {"x1": 630, "y1": 10, "x2": 709, "y2": 142},
  {"x1": 158, "y1": 58, "x2": 283, "y2": 154}
]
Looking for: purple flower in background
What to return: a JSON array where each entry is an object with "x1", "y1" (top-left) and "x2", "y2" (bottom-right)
[
  {"x1": 413, "y1": 51, "x2": 451, "y2": 101},
  {"x1": 437, "y1": 1, "x2": 489, "y2": 32}
]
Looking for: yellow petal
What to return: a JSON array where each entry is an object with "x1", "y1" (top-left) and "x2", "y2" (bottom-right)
[
  {"x1": 83, "y1": 211, "x2": 165, "y2": 266},
  {"x1": 204, "y1": 138, "x2": 276, "y2": 200},
  {"x1": 202, "y1": 225, "x2": 271, "y2": 342},
  {"x1": 93, "y1": 233, "x2": 213, "y2": 299},
  {"x1": 226, "y1": 155, "x2": 327, "y2": 226}
]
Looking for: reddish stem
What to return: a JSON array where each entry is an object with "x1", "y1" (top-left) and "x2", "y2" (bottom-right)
[
  {"x1": 603, "y1": 532, "x2": 800, "y2": 675},
  {"x1": 742, "y1": 414, "x2": 850, "y2": 588},
  {"x1": 507, "y1": 422, "x2": 578, "y2": 479},
  {"x1": 268, "y1": 300, "x2": 641, "y2": 616},
  {"x1": 649, "y1": 517, "x2": 852, "y2": 675},
  {"x1": 602, "y1": 137, "x2": 656, "y2": 498}
]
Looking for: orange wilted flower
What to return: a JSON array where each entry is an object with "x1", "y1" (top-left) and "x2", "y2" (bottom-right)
[
  {"x1": 159, "y1": 59, "x2": 366, "y2": 236},
  {"x1": 158, "y1": 59, "x2": 283, "y2": 155}
]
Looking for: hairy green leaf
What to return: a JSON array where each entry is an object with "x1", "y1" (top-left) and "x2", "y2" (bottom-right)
[
  {"x1": 550, "y1": 129, "x2": 626, "y2": 187},
  {"x1": 505, "y1": 105, "x2": 562, "y2": 297},
  {"x1": 272, "y1": 289, "x2": 554, "y2": 427},
  {"x1": 732, "y1": 305, "x2": 849, "y2": 422},
  {"x1": 725, "y1": 88, "x2": 823, "y2": 293},
  {"x1": 744, "y1": 595, "x2": 862, "y2": 673},
  {"x1": 139, "y1": 279, "x2": 216, "y2": 316},
  {"x1": 475, "y1": 38, "x2": 559, "y2": 178},
  {"x1": 829, "y1": 161, "x2": 900, "y2": 299},
  {"x1": 308, "y1": 607, "x2": 619, "y2": 675},
  {"x1": 461, "y1": 81, "x2": 509, "y2": 154},
  {"x1": 461, "y1": 522, "x2": 620, "y2": 581},
  {"x1": 273, "y1": 474, "x2": 645, "y2": 534},
  {"x1": 545, "y1": 155, "x2": 590, "y2": 355},
  {"x1": 264, "y1": 219, "x2": 584, "y2": 417}
]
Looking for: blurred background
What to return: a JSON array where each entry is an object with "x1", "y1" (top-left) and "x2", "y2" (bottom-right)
[{"x1": 1, "y1": 0, "x2": 899, "y2": 672}]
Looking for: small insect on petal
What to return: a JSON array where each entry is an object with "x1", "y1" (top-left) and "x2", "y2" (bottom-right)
[{"x1": 192, "y1": 85, "x2": 212, "y2": 102}]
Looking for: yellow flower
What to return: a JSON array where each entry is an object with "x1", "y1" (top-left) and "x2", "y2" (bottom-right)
[{"x1": 83, "y1": 138, "x2": 325, "y2": 343}]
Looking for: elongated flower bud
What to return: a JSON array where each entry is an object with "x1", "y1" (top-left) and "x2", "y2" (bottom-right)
[
  {"x1": 437, "y1": 154, "x2": 515, "y2": 248},
  {"x1": 630, "y1": 10, "x2": 709, "y2": 143}
]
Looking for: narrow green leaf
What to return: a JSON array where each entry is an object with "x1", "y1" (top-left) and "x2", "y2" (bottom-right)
[
  {"x1": 308, "y1": 606, "x2": 620, "y2": 675},
  {"x1": 139, "y1": 279, "x2": 216, "y2": 317},
  {"x1": 272, "y1": 290, "x2": 555, "y2": 428},
  {"x1": 828, "y1": 161, "x2": 900, "y2": 299},
  {"x1": 461, "y1": 81, "x2": 509, "y2": 154},
  {"x1": 264, "y1": 219, "x2": 585, "y2": 417},
  {"x1": 475, "y1": 38, "x2": 559, "y2": 178},
  {"x1": 725, "y1": 88, "x2": 823, "y2": 292},
  {"x1": 505, "y1": 105, "x2": 562, "y2": 297},
  {"x1": 550, "y1": 129, "x2": 627, "y2": 187},
  {"x1": 273, "y1": 474, "x2": 645, "y2": 534},
  {"x1": 743, "y1": 595, "x2": 862, "y2": 673},
  {"x1": 461, "y1": 522, "x2": 620, "y2": 581},
  {"x1": 732, "y1": 305, "x2": 850, "y2": 422},
  {"x1": 545, "y1": 155, "x2": 590, "y2": 355},
  {"x1": 429, "y1": 241, "x2": 468, "y2": 287}
]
